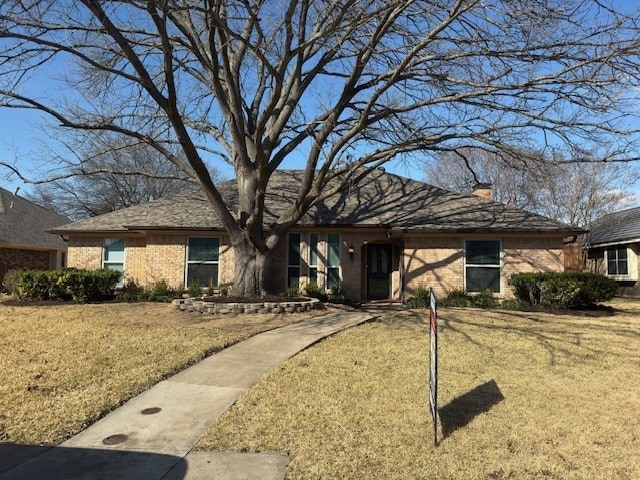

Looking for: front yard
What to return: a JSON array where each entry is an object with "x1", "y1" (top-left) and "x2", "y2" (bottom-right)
[
  {"x1": 0, "y1": 300, "x2": 315, "y2": 445},
  {"x1": 196, "y1": 298, "x2": 640, "y2": 480},
  {"x1": 2, "y1": 297, "x2": 639, "y2": 479}
]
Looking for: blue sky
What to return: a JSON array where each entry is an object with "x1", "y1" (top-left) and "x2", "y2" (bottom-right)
[
  {"x1": 2, "y1": 1, "x2": 640, "y2": 208},
  {"x1": 2, "y1": 101, "x2": 638, "y2": 207}
]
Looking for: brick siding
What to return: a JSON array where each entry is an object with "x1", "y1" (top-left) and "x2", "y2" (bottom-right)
[
  {"x1": 67, "y1": 233, "x2": 233, "y2": 291},
  {"x1": 66, "y1": 231, "x2": 567, "y2": 299},
  {"x1": 405, "y1": 235, "x2": 565, "y2": 299},
  {"x1": 0, "y1": 248, "x2": 53, "y2": 282}
]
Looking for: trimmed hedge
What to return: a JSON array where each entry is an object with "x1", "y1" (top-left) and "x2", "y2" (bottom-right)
[
  {"x1": 3, "y1": 268, "x2": 122, "y2": 303},
  {"x1": 508, "y1": 272, "x2": 618, "y2": 308}
]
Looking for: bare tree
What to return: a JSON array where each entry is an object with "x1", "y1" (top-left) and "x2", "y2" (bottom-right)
[
  {"x1": 424, "y1": 148, "x2": 637, "y2": 226},
  {"x1": 25, "y1": 133, "x2": 204, "y2": 219},
  {"x1": 2, "y1": 1, "x2": 640, "y2": 295}
]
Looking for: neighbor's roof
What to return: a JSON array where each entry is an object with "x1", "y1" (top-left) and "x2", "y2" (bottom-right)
[
  {"x1": 51, "y1": 170, "x2": 582, "y2": 235},
  {"x1": 587, "y1": 205, "x2": 640, "y2": 246},
  {"x1": 0, "y1": 187, "x2": 70, "y2": 249}
]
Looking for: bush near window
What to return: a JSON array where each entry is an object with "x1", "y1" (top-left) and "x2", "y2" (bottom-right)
[
  {"x1": 304, "y1": 283, "x2": 329, "y2": 302},
  {"x1": 3, "y1": 268, "x2": 122, "y2": 303},
  {"x1": 115, "y1": 279, "x2": 181, "y2": 303},
  {"x1": 508, "y1": 272, "x2": 618, "y2": 308}
]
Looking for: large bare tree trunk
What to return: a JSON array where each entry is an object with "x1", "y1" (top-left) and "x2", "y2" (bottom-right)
[{"x1": 232, "y1": 237, "x2": 272, "y2": 297}]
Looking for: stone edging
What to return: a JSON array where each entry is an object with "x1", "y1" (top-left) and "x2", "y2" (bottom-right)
[{"x1": 172, "y1": 297, "x2": 321, "y2": 314}]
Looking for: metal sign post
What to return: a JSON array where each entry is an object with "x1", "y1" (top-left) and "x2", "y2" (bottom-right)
[{"x1": 429, "y1": 288, "x2": 438, "y2": 446}]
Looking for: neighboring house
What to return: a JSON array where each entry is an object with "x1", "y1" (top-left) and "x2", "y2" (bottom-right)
[
  {"x1": 585, "y1": 206, "x2": 640, "y2": 295},
  {"x1": 50, "y1": 170, "x2": 582, "y2": 301},
  {"x1": 0, "y1": 187, "x2": 70, "y2": 282}
]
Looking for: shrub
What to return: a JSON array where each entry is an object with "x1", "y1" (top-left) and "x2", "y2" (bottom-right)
[
  {"x1": 328, "y1": 287, "x2": 355, "y2": 306},
  {"x1": 67, "y1": 269, "x2": 122, "y2": 302},
  {"x1": 147, "y1": 279, "x2": 180, "y2": 302},
  {"x1": 205, "y1": 281, "x2": 215, "y2": 297},
  {"x1": 406, "y1": 285, "x2": 430, "y2": 308},
  {"x1": 2, "y1": 269, "x2": 23, "y2": 295},
  {"x1": 500, "y1": 298, "x2": 530, "y2": 310},
  {"x1": 304, "y1": 283, "x2": 329, "y2": 302},
  {"x1": 115, "y1": 279, "x2": 147, "y2": 302},
  {"x1": 284, "y1": 286, "x2": 300, "y2": 297},
  {"x1": 440, "y1": 288, "x2": 474, "y2": 308},
  {"x1": 474, "y1": 289, "x2": 499, "y2": 308},
  {"x1": 187, "y1": 279, "x2": 201, "y2": 298},
  {"x1": 3, "y1": 268, "x2": 121, "y2": 302},
  {"x1": 149, "y1": 279, "x2": 171, "y2": 297},
  {"x1": 508, "y1": 272, "x2": 618, "y2": 308}
]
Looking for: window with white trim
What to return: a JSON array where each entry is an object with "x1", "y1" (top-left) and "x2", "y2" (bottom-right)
[
  {"x1": 186, "y1": 237, "x2": 220, "y2": 287},
  {"x1": 103, "y1": 238, "x2": 125, "y2": 286},
  {"x1": 287, "y1": 233, "x2": 301, "y2": 288},
  {"x1": 607, "y1": 247, "x2": 628, "y2": 276},
  {"x1": 465, "y1": 239, "x2": 501, "y2": 293},
  {"x1": 327, "y1": 233, "x2": 341, "y2": 291},
  {"x1": 308, "y1": 233, "x2": 319, "y2": 286}
]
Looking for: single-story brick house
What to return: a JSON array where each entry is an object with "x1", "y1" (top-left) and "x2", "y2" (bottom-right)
[
  {"x1": 0, "y1": 187, "x2": 69, "y2": 282},
  {"x1": 585, "y1": 205, "x2": 640, "y2": 295},
  {"x1": 51, "y1": 170, "x2": 582, "y2": 301}
]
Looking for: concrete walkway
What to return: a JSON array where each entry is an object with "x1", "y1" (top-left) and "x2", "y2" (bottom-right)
[{"x1": 0, "y1": 311, "x2": 374, "y2": 480}]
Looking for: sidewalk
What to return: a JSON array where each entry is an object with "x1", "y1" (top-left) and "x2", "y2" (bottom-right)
[{"x1": 0, "y1": 311, "x2": 375, "y2": 480}]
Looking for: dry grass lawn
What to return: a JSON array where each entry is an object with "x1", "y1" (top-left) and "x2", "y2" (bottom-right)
[
  {"x1": 0, "y1": 299, "x2": 323, "y2": 445},
  {"x1": 196, "y1": 298, "x2": 640, "y2": 480}
]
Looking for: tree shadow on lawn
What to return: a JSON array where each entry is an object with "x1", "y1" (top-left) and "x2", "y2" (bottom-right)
[
  {"x1": 438, "y1": 379, "x2": 505, "y2": 439},
  {"x1": 439, "y1": 309, "x2": 640, "y2": 367}
]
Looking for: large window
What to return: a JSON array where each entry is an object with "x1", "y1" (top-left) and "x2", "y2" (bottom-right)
[
  {"x1": 103, "y1": 238, "x2": 125, "y2": 284},
  {"x1": 308, "y1": 233, "x2": 319, "y2": 286},
  {"x1": 287, "y1": 233, "x2": 301, "y2": 288},
  {"x1": 465, "y1": 239, "x2": 501, "y2": 293},
  {"x1": 607, "y1": 247, "x2": 628, "y2": 276},
  {"x1": 327, "y1": 233, "x2": 341, "y2": 291},
  {"x1": 186, "y1": 237, "x2": 220, "y2": 287}
]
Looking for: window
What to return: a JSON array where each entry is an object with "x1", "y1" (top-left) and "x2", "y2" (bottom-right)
[
  {"x1": 327, "y1": 233, "x2": 341, "y2": 291},
  {"x1": 186, "y1": 237, "x2": 220, "y2": 287},
  {"x1": 607, "y1": 247, "x2": 628, "y2": 276},
  {"x1": 103, "y1": 238, "x2": 125, "y2": 285},
  {"x1": 308, "y1": 233, "x2": 319, "y2": 286},
  {"x1": 465, "y1": 239, "x2": 501, "y2": 293},
  {"x1": 287, "y1": 233, "x2": 301, "y2": 288}
]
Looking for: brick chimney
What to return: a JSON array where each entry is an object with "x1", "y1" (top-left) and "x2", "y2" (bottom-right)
[{"x1": 471, "y1": 182, "x2": 493, "y2": 200}]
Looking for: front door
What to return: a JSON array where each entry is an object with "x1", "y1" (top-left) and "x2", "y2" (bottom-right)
[{"x1": 367, "y1": 244, "x2": 392, "y2": 299}]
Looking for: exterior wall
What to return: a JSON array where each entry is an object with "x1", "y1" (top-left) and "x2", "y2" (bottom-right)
[
  {"x1": 67, "y1": 236, "x2": 103, "y2": 270},
  {"x1": 587, "y1": 243, "x2": 640, "y2": 295},
  {"x1": 404, "y1": 235, "x2": 565, "y2": 299},
  {"x1": 0, "y1": 247, "x2": 54, "y2": 281},
  {"x1": 276, "y1": 230, "x2": 396, "y2": 301},
  {"x1": 403, "y1": 236, "x2": 465, "y2": 299},
  {"x1": 563, "y1": 239, "x2": 583, "y2": 272},
  {"x1": 67, "y1": 233, "x2": 233, "y2": 291},
  {"x1": 502, "y1": 236, "x2": 564, "y2": 282},
  {"x1": 66, "y1": 230, "x2": 568, "y2": 300},
  {"x1": 124, "y1": 236, "x2": 147, "y2": 285}
]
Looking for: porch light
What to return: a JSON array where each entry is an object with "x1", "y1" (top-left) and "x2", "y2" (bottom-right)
[{"x1": 348, "y1": 244, "x2": 355, "y2": 261}]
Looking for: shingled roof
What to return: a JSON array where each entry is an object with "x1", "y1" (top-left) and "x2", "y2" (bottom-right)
[
  {"x1": 0, "y1": 187, "x2": 70, "y2": 249},
  {"x1": 51, "y1": 170, "x2": 581, "y2": 235},
  {"x1": 587, "y1": 205, "x2": 640, "y2": 246}
]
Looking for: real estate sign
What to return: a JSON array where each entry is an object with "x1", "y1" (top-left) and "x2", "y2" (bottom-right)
[{"x1": 429, "y1": 288, "x2": 438, "y2": 446}]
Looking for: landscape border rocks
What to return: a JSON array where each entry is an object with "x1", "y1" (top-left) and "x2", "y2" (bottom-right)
[{"x1": 173, "y1": 297, "x2": 321, "y2": 314}]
